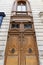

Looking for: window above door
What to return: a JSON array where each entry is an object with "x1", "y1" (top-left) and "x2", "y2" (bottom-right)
[
  {"x1": 16, "y1": 1, "x2": 27, "y2": 14},
  {"x1": 10, "y1": 21, "x2": 33, "y2": 32},
  {"x1": 24, "y1": 23, "x2": 32, "y2": 29},
  {"x1": 11, "y1": 23, "x2": 20, "y2": 28},
  {"x1": 17, "y1": 1, "x2": 26, "y2": 11}
]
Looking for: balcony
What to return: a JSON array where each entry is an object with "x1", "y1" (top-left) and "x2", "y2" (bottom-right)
[
  {"x1": 11, "y1": 11, "x2": 33, "y2": 23},
  {"x1": 11, "y1": 11, "x2": 33, "y2": 17}
]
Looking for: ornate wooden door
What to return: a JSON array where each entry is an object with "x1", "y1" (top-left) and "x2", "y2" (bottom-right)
[
  {"x1": 4, "y1": 0, "x2": 39, "y2": 65},
  {"x1": 4, "y1": 32, "x2": 39, "y2": 65}
]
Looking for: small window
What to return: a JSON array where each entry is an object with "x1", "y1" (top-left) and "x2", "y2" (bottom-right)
[
  {"x1": 0, "y1": 12, "x2": 5, "y2": 27},
  {"x1": 17, "y1": 1, "x2": 26, "y2": 11},
  {"x1": 0, "y1": 16, "x2": 3, "y2": 26},
  {"x1": 11, "y1": 23, "x2": 19, "y2": 28},
  {"x1": 24, "y1": 23, "x2": 32, "y2": 28}
]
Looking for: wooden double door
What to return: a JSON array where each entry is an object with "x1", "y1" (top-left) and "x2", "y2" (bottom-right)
[{"x1": 5, "y1": 33, "x2": 39, "y2": 65}]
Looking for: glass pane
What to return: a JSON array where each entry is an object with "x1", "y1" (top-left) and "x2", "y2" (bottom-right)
[
  {"x1": 0, "y1": 16, "x2": 3, "y2": 26},
  {"x1": 17, "y1": 6, "x2": 21, "y2": 11},
  {"x1": 11, "y1": 24, "x2": 19, "y2": 28},
  {"x1": 22, "y1": 6, "x2": 26, "y2": 11},
  {"x1": 24, "y1": 24, "x2": 32, "y2": 28},
  {"x1": 17, "y1": 6, "x2": 26, "y2": 11}
]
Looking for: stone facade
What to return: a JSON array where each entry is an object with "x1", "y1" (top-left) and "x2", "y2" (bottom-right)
[{"x1": 0, "y1": 0, "x2": 43, "y2": 65}]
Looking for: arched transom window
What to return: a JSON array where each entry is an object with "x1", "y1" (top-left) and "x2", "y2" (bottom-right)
[{"x1": 17, "y1": 1, "x2": 26, "y2": 11}]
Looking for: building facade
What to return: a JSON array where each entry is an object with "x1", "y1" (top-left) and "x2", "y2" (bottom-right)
[{"x1": 0, "y1": 0, "x2": 43, "y2": 65}]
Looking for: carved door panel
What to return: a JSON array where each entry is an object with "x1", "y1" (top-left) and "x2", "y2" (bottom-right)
[
  {"x1": 23, "y1": 35, "x2": 39, "y2": 65},
  {"x1": 19, "y1": 34, "x2": 39, "y2": 65},
  {"x1": 5, "y1": 34, "x2": 20, "y2": 65}
]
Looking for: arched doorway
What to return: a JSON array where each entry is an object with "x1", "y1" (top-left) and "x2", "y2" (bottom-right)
[{"x1": 4, "y1": 0, "x2": 39, "y2": 65}]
